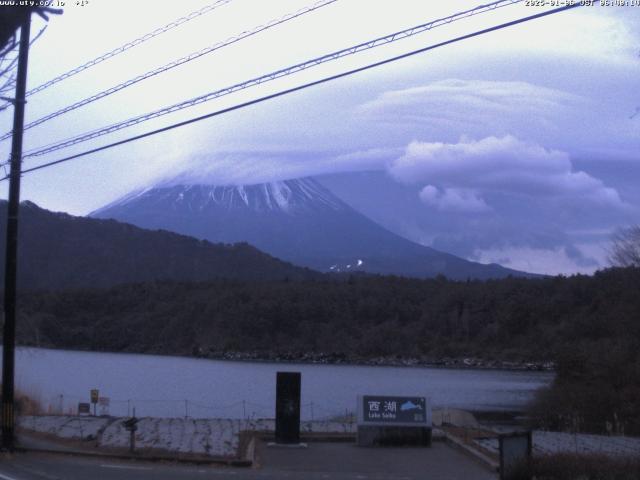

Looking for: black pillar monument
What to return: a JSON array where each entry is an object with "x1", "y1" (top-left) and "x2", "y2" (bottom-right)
[{"x1": 275, "y1": 371, "x2": 301, "y2": 444}]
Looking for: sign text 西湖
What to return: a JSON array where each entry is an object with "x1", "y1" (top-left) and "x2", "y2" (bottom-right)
[{"x1": 359, "y1": 395, "x2": 431, "y2": 426}]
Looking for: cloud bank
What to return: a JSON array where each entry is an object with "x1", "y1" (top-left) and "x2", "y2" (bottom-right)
[
  {"x1": 357, "y1": 79, "x2": 585, "y2": 143},
  {"x1": 388, "y1": 135, "x2": 624, "y2": 209}
]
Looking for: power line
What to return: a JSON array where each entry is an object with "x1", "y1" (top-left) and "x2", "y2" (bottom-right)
[
  {"x1": 34, "y1": 0, "x2": 235, "y2": 98},
  {"x1": 0, "y1": 3, "x2": 582, "y2": 182},
  {"x1": 0, "y1": 0, "x2": 338, "y2": 141},
  {"x1": 21, "y1": 0, "x2": 524, "y2": 159},
  {"x1": 0, "y1": 0, "x2": 235, "y2": 113}
]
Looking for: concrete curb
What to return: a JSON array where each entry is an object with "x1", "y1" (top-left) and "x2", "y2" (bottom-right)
[
  {"x1": 258, "y1": 433, "x2": 356, "y2": 443},
  {"x1": 443, "y1": 432, "x2": 499, "y2": 472},
  {"x1": 242, "y1": 435, "x2": 256, "y2": 466},
  {"x1": 14, "y1": 445, "x2": 252, "y2": 467}
]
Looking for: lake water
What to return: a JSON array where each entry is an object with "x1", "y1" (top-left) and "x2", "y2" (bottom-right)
[{"x1": 6, "y1": 347, "x2": 553, "y2": 419}]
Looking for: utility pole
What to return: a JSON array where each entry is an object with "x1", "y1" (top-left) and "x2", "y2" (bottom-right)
[{"x1": 2, "y1": 11, "x2": 31, "y2": 451}]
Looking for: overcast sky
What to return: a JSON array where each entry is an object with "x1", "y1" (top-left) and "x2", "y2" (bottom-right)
[{"x1": 0, "y1": 0, "x2": 638, "y2": 275}]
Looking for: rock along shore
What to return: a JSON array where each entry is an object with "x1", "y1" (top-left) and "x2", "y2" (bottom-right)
[{"x1": 194, "y1": 350, "x2": 555, "y2": 371}]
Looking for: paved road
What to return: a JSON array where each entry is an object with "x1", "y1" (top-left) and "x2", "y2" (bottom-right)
[
  {"x1": 0, "y1": 442, "x2": 497, "y2": 480},
  {"x1": 258, "y1": 442, "x2": 497, "y2": 480}
]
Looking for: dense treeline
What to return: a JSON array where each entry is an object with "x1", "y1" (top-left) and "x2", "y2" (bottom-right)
[
  {"x1": 529, "y1": 336, "x2": 640, "y2": 435},
  {"x1": 13, "y1": 268, "x2": 640, "y2": 360},
  {"x1": 14, "y1": 267, "x2": 640, "y2": 360},
  {"x1": 11, "y1": 267, "x2": 640, "y2": 434}
]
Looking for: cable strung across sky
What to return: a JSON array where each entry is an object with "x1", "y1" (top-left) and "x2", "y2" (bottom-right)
[
  {"x1": 0, "y1": 3, "x2": 582, "y2": 182},
  {"x1": 21, "y1": 0, "x2": 525, "y2": 158},
  {"x1": 29, "y1": 0, "x2": 234, "y2": 97},
  {"x1": 0, "y1": 0, "x2": 338, "y2": 142},
  {"x1": 0, "y1": 0, "x2": 236, "y2": 113}
]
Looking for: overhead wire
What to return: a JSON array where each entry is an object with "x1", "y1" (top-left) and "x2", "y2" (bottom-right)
[
  {"x1": 0, "y1": 3, "x2": 581, "y2": 182},
  {"x1": 20, "y1": 0, "x2": 235, "y2": 98},
  {"x1": 0, "y1": 0, "x2": 235, "y2": 113},
  {"x1": 0, "y1": 0, "x2": 339, "y2": 141},
  {"x1": 19, "y1": 0, "x2": 525, "y2": 159}
]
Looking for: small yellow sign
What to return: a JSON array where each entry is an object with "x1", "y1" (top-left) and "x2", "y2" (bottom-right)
[{"x1": 90, "y1": 389, "x2": 99, "y2": 403}]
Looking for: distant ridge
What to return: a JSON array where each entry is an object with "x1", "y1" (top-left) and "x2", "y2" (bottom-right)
[
  {"x1": 92, "y1": 176, "x2": 534, "y2": 280},
  {"x1": 0, "y1": 200, "x2": 316, "y2": 291}
]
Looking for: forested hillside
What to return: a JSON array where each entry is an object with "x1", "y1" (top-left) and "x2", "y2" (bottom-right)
[
  {"x1": 0, "y1": 201, "x2": 316, "y2": 290},
  {"x1": 14, "y1": 267, "x2": 639, "y2": 361},
  {"x1": 12, "y1": 267, "x2": 640, "y2": 434}
]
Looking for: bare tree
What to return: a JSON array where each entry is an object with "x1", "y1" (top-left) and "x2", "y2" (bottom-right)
[
  {"x1": 0, "y1": 32, "x2": 19, "y2": 105},
  {"x1": 0, "y1": 6, "x2": 60, "y2": 111},
  {"x1": 610, "y1": 225, "x2": 640, "y2": 267},
  {"x1": 0, "y1": 25, "x2": 48, "y2": 105}
]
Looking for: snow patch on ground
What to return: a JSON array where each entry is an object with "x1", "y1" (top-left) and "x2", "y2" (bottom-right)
[
  {"x1": 18, "y1": 416, "x2": 111, "y2": 440},
  {"x1": 18, "y1": 416, "x2": 356, "y2": 458},
  {"x1": 475, "y1": 431, "x2": 640, "y2": 458}
]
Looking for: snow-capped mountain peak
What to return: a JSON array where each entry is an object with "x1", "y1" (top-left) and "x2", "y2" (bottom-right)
[
  {"x1": 92, "y1": 178, "x2": 346, "y2": 217},
  {"x1": 91, "y1": 175, "x2": 530, "y2": 280}
]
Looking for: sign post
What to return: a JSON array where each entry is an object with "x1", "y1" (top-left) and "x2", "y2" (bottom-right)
[
  {"x1": 78, "y1": 403, "x2": 90, "y2": 416},
  {"x1": 123, "y1": 412, "x2": 139, "y2": 454},
  {"x1": 98, "y1": 397, "x2": 110, "y2": 416},
  {"x1": 90, "y1": 389, "x2": 99, "y2": 416},
  {"x1": 357, "y1": 395, "x2": 432, "y2": 447}
]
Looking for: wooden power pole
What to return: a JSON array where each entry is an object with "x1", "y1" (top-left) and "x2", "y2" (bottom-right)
[{"x1": 2, "y1": 10, "x2": 31, "y2": 451}]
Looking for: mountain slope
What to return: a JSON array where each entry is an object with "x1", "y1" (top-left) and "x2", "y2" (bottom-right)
[
  {"x1": 92, "y1": 177, "x2": 531, "y2": 280},
  {"x1": 0, "y1": 201, "x2": 316, "y2": 291}
]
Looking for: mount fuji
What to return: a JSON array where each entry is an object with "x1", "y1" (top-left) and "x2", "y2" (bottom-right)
[{"x1": 91, "y1": 177, "x2": 531, "y2": 280}]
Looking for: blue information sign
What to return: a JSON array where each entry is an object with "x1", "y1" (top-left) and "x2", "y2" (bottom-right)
[{"x1": 358, "y1": 395, "x2": 431, "y2": 427}]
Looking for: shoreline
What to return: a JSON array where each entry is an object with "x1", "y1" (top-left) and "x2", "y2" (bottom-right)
[
  {"x1": 13, "y1": 344, "x2": 555, "y2": 372},
  {"x1": 198, "y1": 351, "x2": 555, "y2": 372}
]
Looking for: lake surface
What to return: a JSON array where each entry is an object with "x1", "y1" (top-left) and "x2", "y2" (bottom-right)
[{"x1": 5, "y1": 347, "x2": 553, "y2": 419}]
